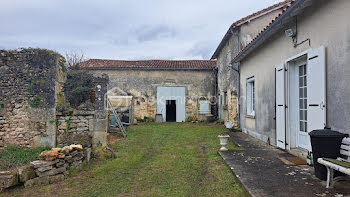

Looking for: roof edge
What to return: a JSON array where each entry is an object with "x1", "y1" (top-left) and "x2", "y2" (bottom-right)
[
  {"x1": 211, "y1": 0, "x2": 292, "y2": 59},
  {"x1": 232, "y1": 0, "x2": 306, "y2": 63}
]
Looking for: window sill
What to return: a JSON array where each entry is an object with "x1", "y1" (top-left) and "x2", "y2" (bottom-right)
[{"x1": 246, "y1": 115, "x2": 255, "y2": 119}]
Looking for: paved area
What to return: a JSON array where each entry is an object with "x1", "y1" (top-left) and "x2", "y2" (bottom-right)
[{"x1": 220, "y1": 132, "x2": 350, "y2": 197}]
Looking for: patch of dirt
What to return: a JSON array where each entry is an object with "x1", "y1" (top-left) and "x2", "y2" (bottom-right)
[{"x1": 107, "y1": 133, "x2": 123, "y2": 144}]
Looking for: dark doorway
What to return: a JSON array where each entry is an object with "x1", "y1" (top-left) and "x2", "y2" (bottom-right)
[{"x1": 166, "y1": 100, "x2": 176, "y2": 122}]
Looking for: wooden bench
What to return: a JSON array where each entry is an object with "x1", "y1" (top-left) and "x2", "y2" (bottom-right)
[{"x1": 318, "y1": 137, "x2": 350, "y2": 188}]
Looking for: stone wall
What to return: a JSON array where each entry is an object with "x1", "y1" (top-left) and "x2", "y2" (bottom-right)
[
  {"x1": 56, "y1": 111, "x2": 94, "y2": 148},
  {"x1": 0, "y1": 49, "x2": 65, "y2": 147},
  {"x1": 0, "y1": 144, "x2": 90, "y2": 190},
  {"x1": 56, "y1": 73, "x2": 109, "y2": 151}
]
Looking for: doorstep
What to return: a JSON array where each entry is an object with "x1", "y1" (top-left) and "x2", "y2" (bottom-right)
[{"x1": 219, "y1": 132, "x2": 350, "y2": 197}]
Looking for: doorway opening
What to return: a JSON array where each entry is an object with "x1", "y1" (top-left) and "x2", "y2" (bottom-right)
[
  {"x1": 166, "y1": 100, "x2": 176, "y2": 122},
  {"x1": 287, "y1": 55, "x2": 309, "y2": 150}
]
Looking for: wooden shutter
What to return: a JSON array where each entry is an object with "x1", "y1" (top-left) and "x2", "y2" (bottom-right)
[
  {"x1": 306, "y1": 46, "x2": 326, "y2": 150},
  {"x1": 276, "y1": 63, "x2": 286, "y2": 149}
]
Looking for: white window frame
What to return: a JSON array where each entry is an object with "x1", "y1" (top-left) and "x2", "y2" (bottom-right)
[{"x1": 247, "y1": 77, "x2": 255, "y2": 117}]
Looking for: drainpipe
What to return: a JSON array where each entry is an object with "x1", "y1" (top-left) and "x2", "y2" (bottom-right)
[
  {"x1": 237, "y1": 29, "x2": 241, "y2": 128},
  {"x1": 213, "y1": 67, "x2": 218, "y2": 118}
]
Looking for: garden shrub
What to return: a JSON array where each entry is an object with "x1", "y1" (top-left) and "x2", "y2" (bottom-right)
[{"x1": 63, "y1": 70, "x2": 94, "y2": 108}]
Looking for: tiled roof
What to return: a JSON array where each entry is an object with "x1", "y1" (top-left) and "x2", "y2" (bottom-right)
[
  {"x1": 232, "y1": 0, "x2": 292, "y2": 26},
  {"x1": 232, "y1": 0, "x2": 298, "y2": 63},
  {"x1": 78, "y1": 59, "x2": 216, "y2": 70},
  {"x1": 211, "y1": 0, "x2": 292, "y2": 59}
]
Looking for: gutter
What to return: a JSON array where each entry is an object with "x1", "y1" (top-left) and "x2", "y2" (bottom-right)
[{"x1": 232, "y1": 0, "x2": 306, "y2": 64}]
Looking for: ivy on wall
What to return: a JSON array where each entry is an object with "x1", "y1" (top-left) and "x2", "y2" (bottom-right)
[{"x1": 63, "y1": 70, "x2": 94, "y2": 108}]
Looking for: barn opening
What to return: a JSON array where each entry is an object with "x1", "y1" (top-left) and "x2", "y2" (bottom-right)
[{"x1": 166, "y1": 100, "x2": 176, "y2": 122}]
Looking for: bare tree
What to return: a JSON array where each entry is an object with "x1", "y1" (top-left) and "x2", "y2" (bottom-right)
[{"x1": 65, "y1": 51, "x2": 86, "y2": 70}]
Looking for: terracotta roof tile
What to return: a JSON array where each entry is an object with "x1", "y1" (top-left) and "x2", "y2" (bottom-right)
[{"x1": 79, "y1": 59, "x2": 216, "y2": 70}]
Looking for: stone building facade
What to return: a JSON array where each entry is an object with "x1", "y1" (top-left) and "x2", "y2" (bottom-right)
[
  {"x1": 79, "y1": 59, "x2": 216, "y2": 122},
  {"x1": 211, "y1": 0, "x2": 292, "y2": 126}
]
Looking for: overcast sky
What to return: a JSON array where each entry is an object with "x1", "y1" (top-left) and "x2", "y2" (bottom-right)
[{"x1": 0, "y1": 0, "x2": 281, "y2": 60}]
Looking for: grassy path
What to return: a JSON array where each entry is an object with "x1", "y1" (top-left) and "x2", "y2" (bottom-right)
[{"x1": 2, "y1": 123, "x2": 247, "y2": 197}]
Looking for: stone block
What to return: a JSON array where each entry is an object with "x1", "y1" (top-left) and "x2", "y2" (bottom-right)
[
  {"x1": 92, "y1": 131, "x2": 107, "y2": 148},
  {"x1": 84, "y1": 148, "x2": 92, "y2": 163},
  {"x1": 49, "y1": 174, "x2": 64, "y2": 184},
  {"x1": 64, "y1": 155, "x2": 73, "y2": 163},
  {"x1": 0, "y1": 171, "x2": 18, "y2": 190},
  {"x1": 70, "y1": 150, "x2": 79, "y2": 157},
  {"x1": 24, "y1": 176, "x2": 50, "y2": 188},
  {"x1": 18, "y1": 165, "x2": 36, "y2": 182},
  {"x1": 36, "y1": 165, "x2": 53, "y2": 173},
  {"x1": 38, "y1": 150, "x2": 59, "y2": 161},
  {"x1": 70, "y1": 144, "x2": 83, "y2": 151},
  {"x1": 36, "y1": 167, "x2": 66, "y2": 177},
  {"x1": 31, "y1": 160, "x2": 58, "y2": 168}
]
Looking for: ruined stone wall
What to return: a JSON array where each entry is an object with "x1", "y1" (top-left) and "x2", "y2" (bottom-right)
[
  {"x1": 56, "y1": 73, "x2": 109, "y2": 150},
  {"x1": 56, "y1": 111, "x2": 94, "y2": 148},
  {"x1": 87, "y1": 69, "x2": 215, "y2": 121},
  {"x1": 0, "y1": 49, "x2": 64, "y2": 147}
]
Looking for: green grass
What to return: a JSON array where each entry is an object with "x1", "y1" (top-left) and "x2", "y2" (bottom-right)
[
  {"x1": 3, "y1": 123, "x2": 247, "y2": 197},
  {"x1": 0, "y1": 145, "x2": 50, "y2": 169}
]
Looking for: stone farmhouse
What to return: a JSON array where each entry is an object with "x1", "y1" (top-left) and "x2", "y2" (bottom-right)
[{"x1": 79, "y1": 59, "x2": 216, "y2": 123}]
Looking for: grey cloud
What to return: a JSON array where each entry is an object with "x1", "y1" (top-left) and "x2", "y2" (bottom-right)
[
  {"x1": 0, "y1": 0, "x2": 283, "y2": 60},
  {"x1": 188, "y1": 41, "x2": 217, "y2": 59},
  {"x1": 134, "y1": 24, "x2": 176, "y2": 43}
]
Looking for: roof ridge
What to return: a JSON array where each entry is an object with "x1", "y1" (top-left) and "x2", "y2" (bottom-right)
[
  {"x1": 211, "y1": 0, "x2": 292, "y2": 59},
  {"x1": 79, "y1": 58, "x2": 216, "y2": 70},
  {"x1": 232, "y1": 0, "x2": 292, "y2": 26},
  {"x1": 232, "y1": 0, "x2": 298, "y2": 63},
  {"x1": 87, "y1": 59, "x2": 216, "y2": 62}
]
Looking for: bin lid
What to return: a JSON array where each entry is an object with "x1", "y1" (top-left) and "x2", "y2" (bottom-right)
[{"x1": 309, "y1": 129, "x2": 346, "y2": 138}]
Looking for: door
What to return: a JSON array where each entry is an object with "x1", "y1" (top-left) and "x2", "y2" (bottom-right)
[
  {"x1": 166, "y1": 100, "x2": 176, "y2": 122},
  {"x1": 297, "y1": 63, "x2": 309, "y2": 150},
  {"x1": 276, "y1": 63, "x2": 286, "y2": 149},
  {"x1": 157, "y1": 86, "x2": 186, "y2": 122},
  {"x1": 305, "y1": 46, "x2": 326, "y2": 150}
]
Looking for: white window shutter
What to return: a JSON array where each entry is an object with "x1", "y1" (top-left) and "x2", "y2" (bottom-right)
[
  {"x1": 276, "y1": 63, "x2": 286, "y2": 149},
  {"x1": 307, "y1": 46, "x2": 326, "y2": 135}
]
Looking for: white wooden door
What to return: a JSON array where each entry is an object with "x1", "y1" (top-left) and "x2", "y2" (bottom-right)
[
  {"x1": 276, "y1": 63, "x2": 286, "y2": 149},
  {"x1": 157, "y1": 86, "x2": 186, "y2": 122},
  {"x1": 305, "y1": 46, "x2": 326, "y2": 151}
]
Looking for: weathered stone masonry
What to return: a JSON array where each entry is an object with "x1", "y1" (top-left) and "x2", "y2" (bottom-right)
[
  {"x1": 0, "y1": 49, "x2": 65, "y2": 147},
  {"x1": 0, "y1": 49, "x2": 108, "y2": 149}
]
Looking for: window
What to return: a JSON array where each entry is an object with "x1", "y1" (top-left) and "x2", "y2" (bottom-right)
[
  {"x1": 223, "y1": 92, "x2": 228, "y2": 109},
  {"x1": 247, "y1": 77, "x2": 255, "y2": 116},
  {"x1": 299, "y1": 64, "x2": 307, "y2": 132},
  {"x1": 199, "y1": 99, "x2": 210, "y2": 114}
]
